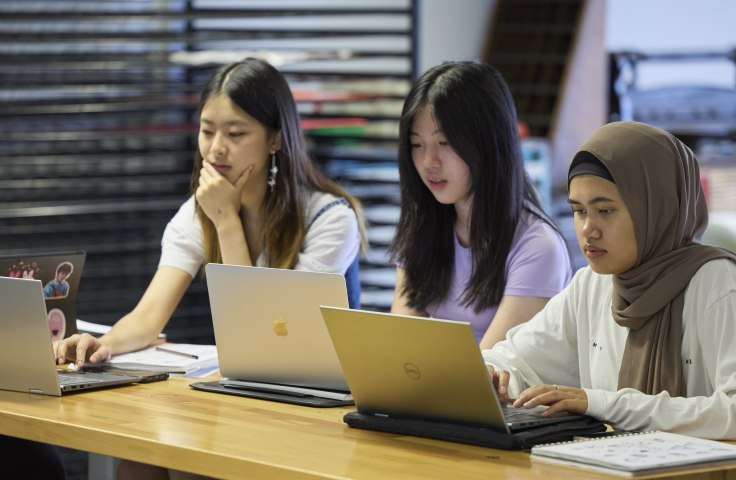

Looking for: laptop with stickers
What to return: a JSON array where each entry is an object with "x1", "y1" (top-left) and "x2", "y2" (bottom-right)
[
  {"x1": 0, "y1": 276, "x2": 139, "y2": 396},
  {"x1": 0, "y1": 251, "x2": 85, "y2": 342}
]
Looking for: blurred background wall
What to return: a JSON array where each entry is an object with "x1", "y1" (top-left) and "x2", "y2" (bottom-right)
[
  {"x1": 607, "y1": 0, "x2": 736, "y2": 52},
  {"x1": 416, "y1": 0, "x2": 496, "y2": 74}
]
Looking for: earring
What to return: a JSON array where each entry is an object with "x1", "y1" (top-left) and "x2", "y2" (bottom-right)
[{"x1": 268, "y1": 152, "x2": 278, "y2": 191}]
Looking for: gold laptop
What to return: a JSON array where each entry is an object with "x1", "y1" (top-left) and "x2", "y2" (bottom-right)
[{"x1": 320, "y1": 307, "x2": 582, "y2": 433}]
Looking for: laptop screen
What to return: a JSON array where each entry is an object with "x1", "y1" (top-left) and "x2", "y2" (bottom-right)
[{"x1": 0, "y1": 251, "x2": 85, "y2": 342}]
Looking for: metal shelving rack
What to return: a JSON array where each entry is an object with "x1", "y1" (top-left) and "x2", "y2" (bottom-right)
[
  {"x1": 609, "y1": 50, "x2": 736, "y2": 212},
  {"x1": 0, "y1": 0, "x2": 415, "y2": 354}
]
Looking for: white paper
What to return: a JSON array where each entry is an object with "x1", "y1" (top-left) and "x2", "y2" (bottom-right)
[
  {"x1": 104, "y1": 344, "x2": 218, "y2": 369},
  {"x1": 183, "y1": 366, "x2": 221, "y2": 378},
  {"x1": 76, "y1": 319, "x2": 111, "y2": 335}
]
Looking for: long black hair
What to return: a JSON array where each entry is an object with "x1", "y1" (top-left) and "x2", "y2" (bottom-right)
[
  {"x1": 191, "y1": 58, "x2": 366, "y2": 269},
  {"x1": 389, "y1": 61, "x2": 559, "y2": 313}
]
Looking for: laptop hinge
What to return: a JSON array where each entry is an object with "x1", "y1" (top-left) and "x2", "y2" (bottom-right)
[{"x1": 29, "y1": 389, "x2": 43, "y2": 394}]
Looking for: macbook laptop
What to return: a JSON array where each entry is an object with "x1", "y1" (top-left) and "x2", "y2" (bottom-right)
[
  {"x1": 0, "y1": 276, "x2": 139, "y2": 396},
  {"x1": 320, "y1": 307, "x2": 584, "y2": 433},
  {"x1": 206, "y1": 264, "x2": 350, "y2": 394}
]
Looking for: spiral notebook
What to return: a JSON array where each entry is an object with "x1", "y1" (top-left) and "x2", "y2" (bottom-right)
[{"x1": 531, "y1": 431, "x2": 736, "y2": 477}]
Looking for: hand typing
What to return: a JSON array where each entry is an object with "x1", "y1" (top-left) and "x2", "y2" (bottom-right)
[
  {"x1": 513, "y1": 384, "x2": 588, "y2": 416},
  {"x1": 53, "y1": 333, "x2": 112, "y2": 369},
  {"x1": 485, "y1": 365, "x2": 514, "y2": 403}
]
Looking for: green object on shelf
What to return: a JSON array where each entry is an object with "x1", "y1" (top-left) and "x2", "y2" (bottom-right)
[
  {"x1": 333, "y1": 138, "x2": 364, "y2": 147},
  {"x1": 307, "y1": 126, "x2": 368, "y2": 137}
]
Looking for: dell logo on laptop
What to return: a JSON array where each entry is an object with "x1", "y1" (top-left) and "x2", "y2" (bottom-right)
[{"x1": 404, "y1": 363, "x2": 421, "y2": 379}]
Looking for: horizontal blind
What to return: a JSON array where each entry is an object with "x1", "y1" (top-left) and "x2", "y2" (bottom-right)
[{"x1": 0, "y1": 1, "x2": 415, "y2": 347}]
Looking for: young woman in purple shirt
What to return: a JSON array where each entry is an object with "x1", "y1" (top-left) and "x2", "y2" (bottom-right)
[{"x1": 389, "y1": 61, "x2": 572, "y2": 349}]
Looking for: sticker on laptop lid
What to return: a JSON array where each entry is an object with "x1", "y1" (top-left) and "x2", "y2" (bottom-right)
[
  {"x1": 48, "y1": 308, "x2": 66, "y2": 342},
  {"x1": 43, "y1": 262, "x2": 73, "y2": 300},
  {"x1": 4, "y1": 261, "x2": 42, "y2": 280}
]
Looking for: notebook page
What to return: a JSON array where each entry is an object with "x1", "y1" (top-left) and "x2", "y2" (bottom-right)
[
  {"x1": 532, "y1": 432, "x2": 736, "y2": 472},
  {"x1": 104, "y1": 344, "x2": 217, "y2": 368}
]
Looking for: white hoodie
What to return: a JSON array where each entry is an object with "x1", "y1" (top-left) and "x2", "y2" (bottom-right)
[{"x1": 482, "y1": 259, "x2": 736, "y2": 440}]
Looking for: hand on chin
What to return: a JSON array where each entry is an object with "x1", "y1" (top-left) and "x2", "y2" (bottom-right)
[{"x1": 196, "y1": 162, "x2": 254, "y2": 226}]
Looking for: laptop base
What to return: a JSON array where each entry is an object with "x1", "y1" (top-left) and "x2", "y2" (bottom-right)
[
  {"x1": 343, "y1": 412, "x2": 606, "y2": 451},
  {"x1": 190, "y1": 381, "x2": 354, "y2": 408},
  {"x1": 502, "y1": 405, "x2": 584, "y2": 431},
  {"x1": 57, "y1": 370, "x2": 139, "y2": 394}
]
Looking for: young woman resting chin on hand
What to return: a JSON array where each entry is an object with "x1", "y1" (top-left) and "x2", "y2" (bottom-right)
[{"x1": 51, "y1": 58, "x2": 368, "y2": 480}]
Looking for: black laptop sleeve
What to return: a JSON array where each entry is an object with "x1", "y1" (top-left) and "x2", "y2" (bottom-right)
[{"x1": 343, "y1": 412, "x2": 606, "y2": 451}]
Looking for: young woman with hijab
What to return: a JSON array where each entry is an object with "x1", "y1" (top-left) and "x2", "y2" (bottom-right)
[
  {"x1": 485, "y1": 121, "x2": 736, "y2": 439},
  {"x1": 52, "y1": 58, "x2": 365, "y2": 370},
  {"x1": 389, "y1": 61, "x2": 572, "y2": 349}
]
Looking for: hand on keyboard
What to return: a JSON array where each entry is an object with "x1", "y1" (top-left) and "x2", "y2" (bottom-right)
[{"x1": 513, "y1": 384, "x2": 588, "y2": 417}]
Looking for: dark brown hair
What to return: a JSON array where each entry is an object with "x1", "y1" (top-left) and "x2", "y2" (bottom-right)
[{"x1": 56, "y1": 262, "x2": 73, "y2": 276}]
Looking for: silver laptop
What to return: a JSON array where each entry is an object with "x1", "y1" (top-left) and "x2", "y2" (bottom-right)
[
  {"x1": 206, "y1": 264, "x2": 350, "y2": 392},
  {"x1": 320, "y1": 307, "x2": 583, "y2": 433},
  {"x1": 0, "y1": 276, "x2": 139, "y2": 396}
]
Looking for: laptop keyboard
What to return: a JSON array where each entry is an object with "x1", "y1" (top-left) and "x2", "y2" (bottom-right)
[
  {"x1": 502, "y1": 406, "x2": 548, "y2": 422},
  {"x1": 504, "y1": 411, "x2": 544, "y2": 422}
]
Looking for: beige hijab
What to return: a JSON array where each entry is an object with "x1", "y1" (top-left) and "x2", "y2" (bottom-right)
[{"x1": 571, "y1": 122, "x2": 736, "y2": 397}]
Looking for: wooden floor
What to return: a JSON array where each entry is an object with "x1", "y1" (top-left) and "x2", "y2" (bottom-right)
[{"x1": 0, "y1": 374, "x2": 734, "y2": 480}]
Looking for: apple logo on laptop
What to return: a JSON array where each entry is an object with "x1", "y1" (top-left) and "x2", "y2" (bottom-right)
[{"x1": 273, "y1": 316, "x2": 288, "y2": 337}]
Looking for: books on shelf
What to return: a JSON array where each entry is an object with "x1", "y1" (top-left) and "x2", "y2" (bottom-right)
[
  {"x1": 531, "y1": 431, "x2": 736, "y2": 477},
  {"x1": 305, "y1": 120, "x2": 399, "y2": 138},
  {"x1": 296, "y1": 99, "x2": 403, "y2": 116},
  {"x1": 701, "y1": 166, "x2": 736, "y2": 211},
  {"x1": 168, "y1": 50, "x2": 350, "y2": 68},
  {"x1": 290, "y1": 79, "x2": 411, "y2": 96},
  {"x1": 300, "y1": 117, "x2": 368, "y2": 130}
]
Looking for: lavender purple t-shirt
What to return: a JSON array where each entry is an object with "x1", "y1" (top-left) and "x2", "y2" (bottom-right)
[{"x1": 426, "y1": 208, "x2": 572, "y2": 344}]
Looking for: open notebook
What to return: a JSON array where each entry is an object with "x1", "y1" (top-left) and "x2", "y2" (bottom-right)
[
  {"x1": 531, "y1": 431, "x2": 736, "y2": 477},
  {"x1": 89, "y1": 344, "x2": 218, "y2": 377}
]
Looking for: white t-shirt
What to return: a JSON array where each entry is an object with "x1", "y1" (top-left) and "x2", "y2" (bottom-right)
[
  {"x1": 482, "y1": 259, "x2": 736, "y2": 440},
  {"x1": 158, "y1": 191, "x2": 360, "y2": 278}
]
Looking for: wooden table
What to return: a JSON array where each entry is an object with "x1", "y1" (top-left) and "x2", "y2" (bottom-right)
[{"x1": 0, "y1": 374, "x2": 734, "y2": 480}]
